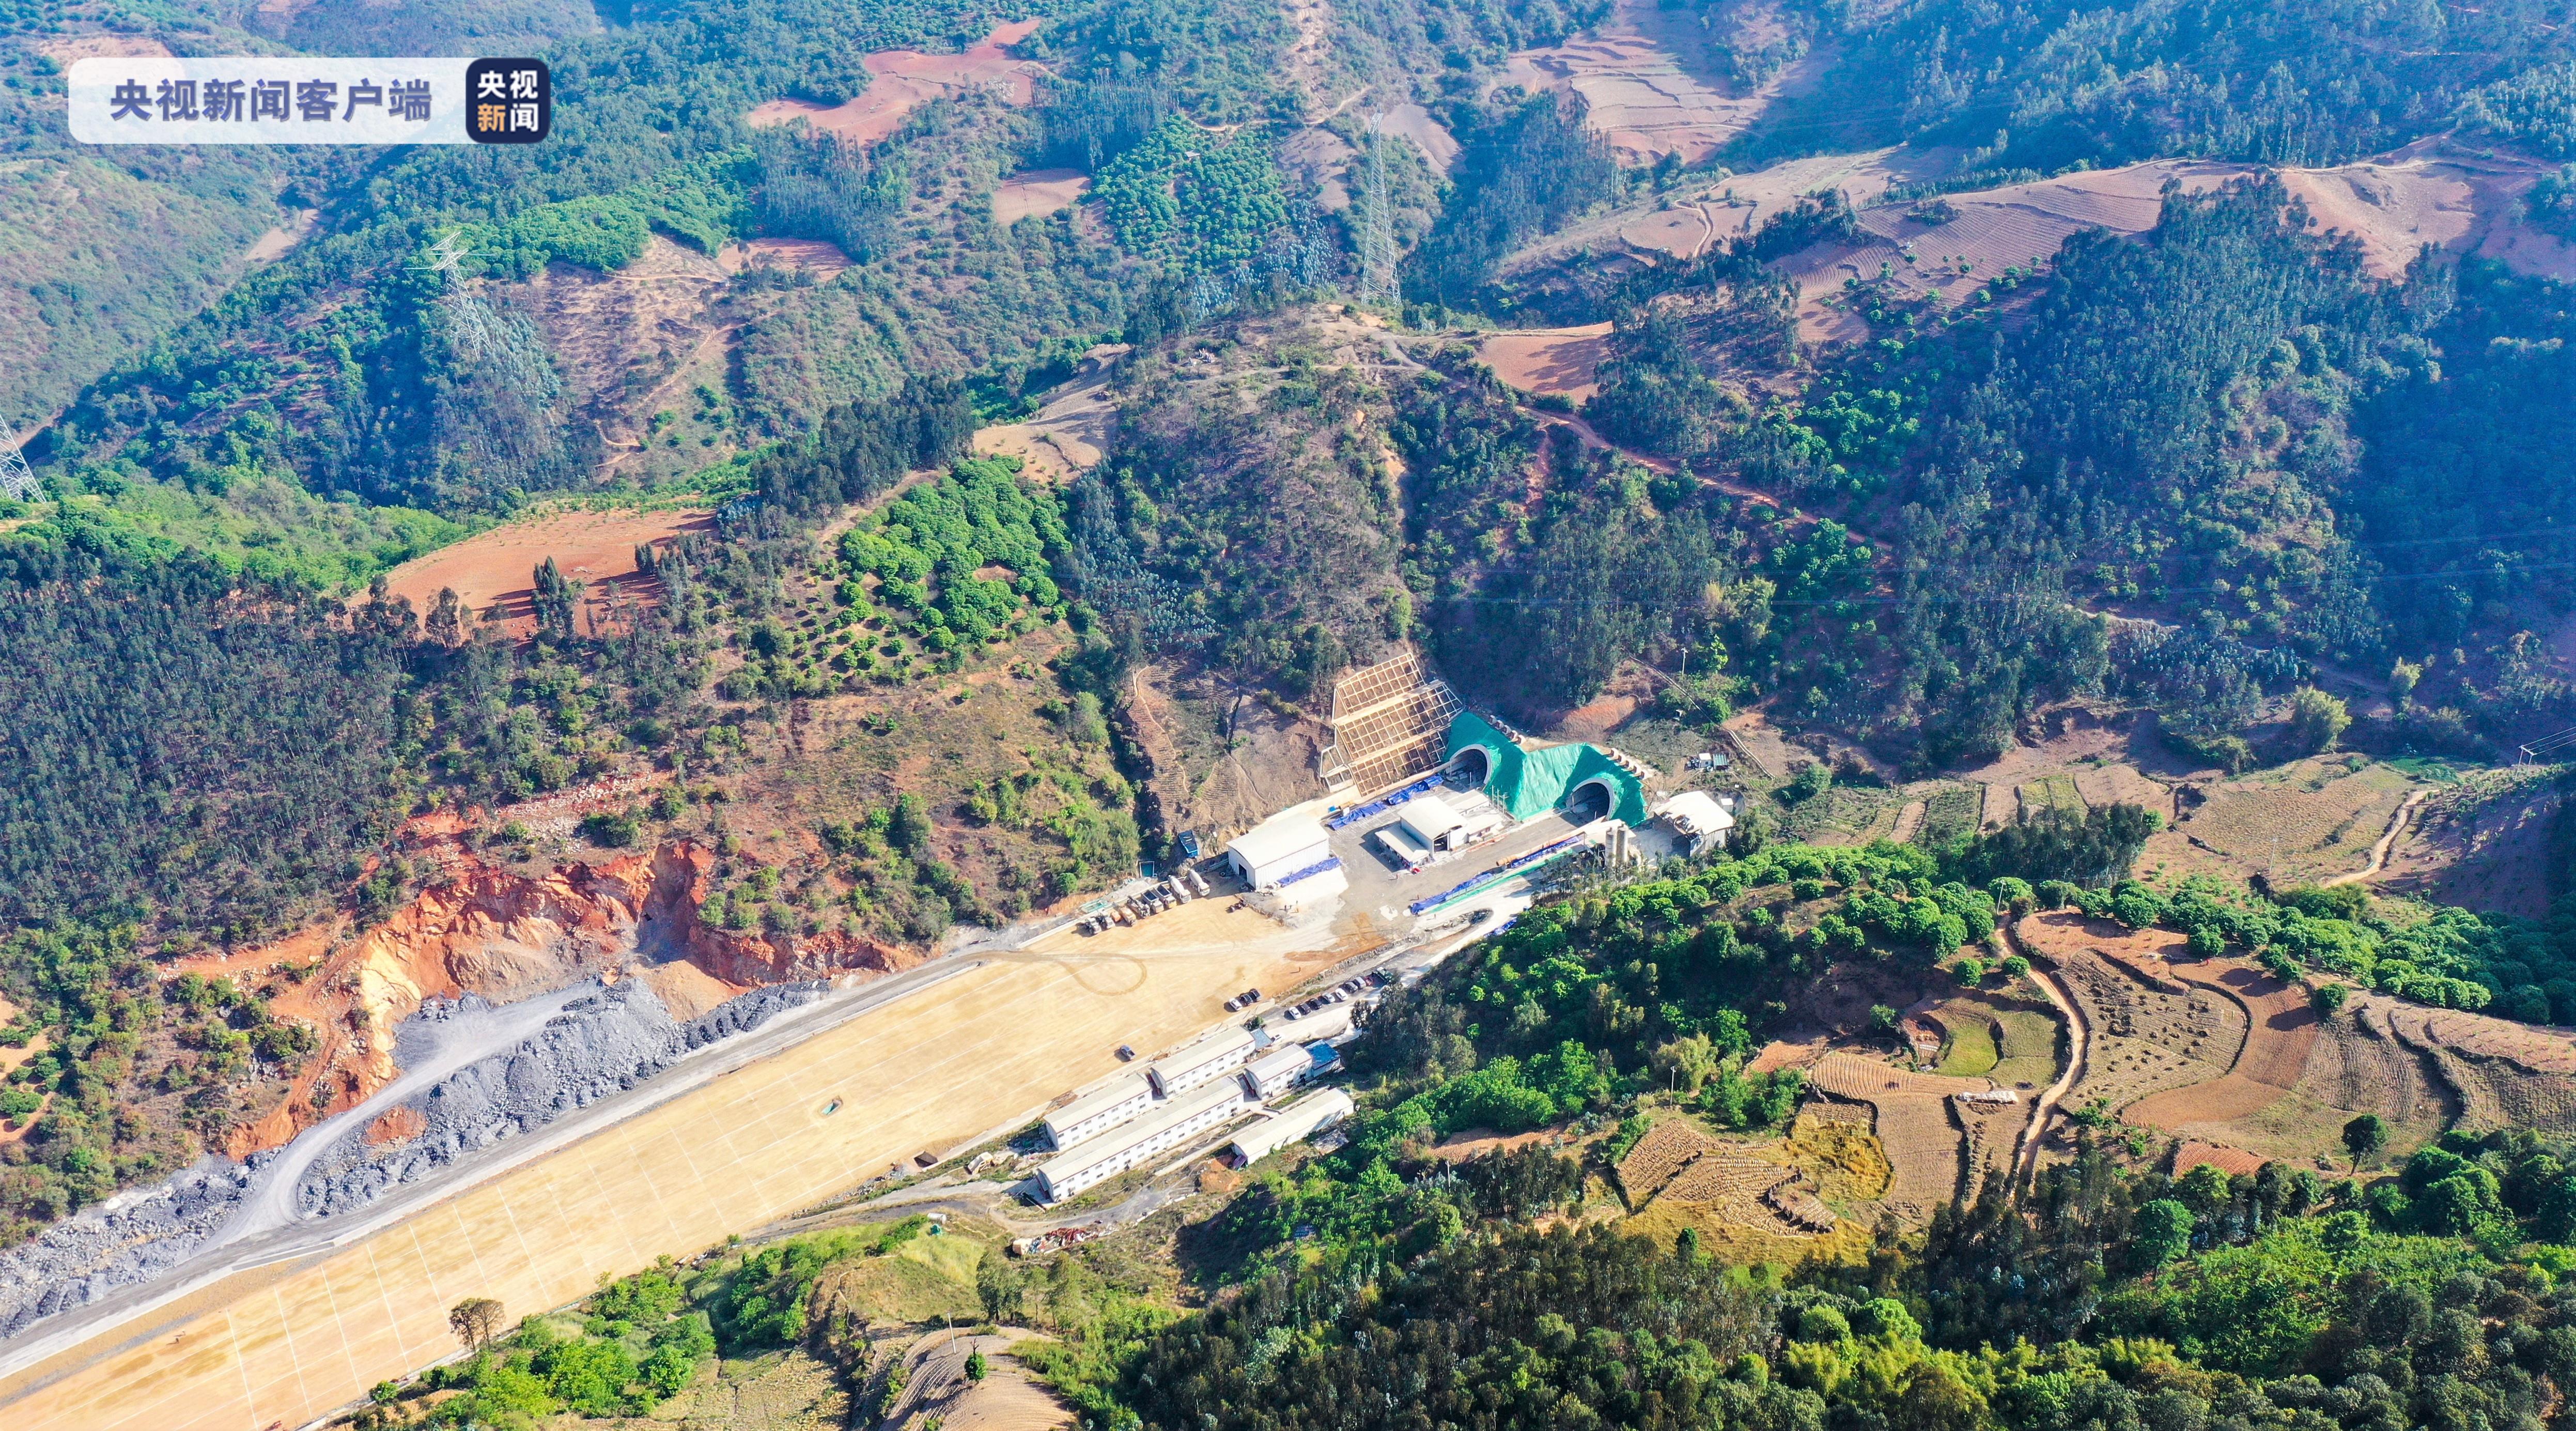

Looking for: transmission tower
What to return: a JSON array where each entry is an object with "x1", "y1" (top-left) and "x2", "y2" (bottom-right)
[
  {"x1": 412, "y1": 229, "x2": 476, "y2": 279},
  {"x1": 0, "y1": 413, "x2": 38, "y2": 504},
  {"x1": 1356, "y1": 115, "x2": 1397, "y2": 305}
]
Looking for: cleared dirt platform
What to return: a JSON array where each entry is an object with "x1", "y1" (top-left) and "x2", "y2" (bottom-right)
[
  {"x1": 379, "y1": 507, "x2": 713, "y2": 638},
  {"x1": 746, "y1": 19, "x2": 1047, "y2": 146},
  {"x1": 993, "y1": 168, "x2": 1091, "y2": 225},
  {"x1": 1478, "y1": 324, "x2": 1613, "y2": 401}
]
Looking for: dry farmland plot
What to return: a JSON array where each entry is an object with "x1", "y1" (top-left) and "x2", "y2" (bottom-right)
[
  {"x1": 379, "y1": 506, "x2": 713, "y2": 639},
  {"x1": 2053, "y1": 953, "x2": 2234, "y2": 1114},
  {"x1": 2378, "y1": 768, "x2": 2564, "y2": 918},
  {"x1": 1615, "y1": 1117, "x2": 1723, "y2": 1201},
  {"x1": 2018, "y1": 776, "x2": 2087, "y2": 821},
  {"x1": 1915, "y1": 785, "x2": 1983, "y2": 846},
  {"x1": 1805, "y1": 1051, "x2": 1990, "y2": 1220},
  {"x1": 2023, "y1": 915, "x2": 2321, "y2": 1147},
  {"x1": 2071, "y1": 762, "x2": 2171, "y2": 812},
  {"x1": 744, "y1": 19, "x2": 1046, "y2": 146},
  {"x1": 2174, "y1": 758, "x2": 2422, "y2": 886},
  {"x1": 2171, "y1": 992, "x2": 2454, "y2": 1166},
  {"x1": 0, "y1": 903, "x2": 1347, "y2": 1431},
  {"x1": 2172, "y1": 1141, "x2": 2268, "y2": 1178},
  {"x1": 1620, "y1": 1107, "x2": 1889, "y2": 1263},
  {"x1": 1953, "y1": 1094, "x2": 2024, "y2": 1187},
  {"x1": 991, "y1": 168, "x2": 1091, "y2": 225},
  {"x1": 1500, "y1": 0, "x2": 1823, "y2": 166},
  {"x1": 1780, "y1": 784, "x2": 1901, "y2": 845},
  {"x1": 2378, "y1": 998, "x2": 2576, "y2": 1135},
  {"x1": 1477, "y1": 324, "x2": 1614, "y2": 402}
]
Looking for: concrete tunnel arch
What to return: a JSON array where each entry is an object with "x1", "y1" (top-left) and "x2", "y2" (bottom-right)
[
  {"x1": 1564, "y1": 777, "x2": 1615, "y2": 822},
  {"x1": 1446, "y1": 743, "x2": 1499, "y2": 788}
]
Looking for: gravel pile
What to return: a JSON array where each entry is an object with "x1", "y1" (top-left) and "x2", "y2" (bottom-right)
[
  {"x1": 0, "y1": 976, "x2": 820, "y2": 1343},
  {"x1": 0, "y1": 1155, "x2": 267, "y2": 1341},
  {"x1": 294, "y1": 979, "x2": 820, "y2": 1219}
]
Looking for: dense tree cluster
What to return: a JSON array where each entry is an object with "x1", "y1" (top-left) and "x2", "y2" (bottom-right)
[
  {"x1": 1094, "y1": 120, "x2": 1294, "y2": 274},
  {"x1": 0, "y1": 535, "x2": 406, "y2": 934},
  {"x1": 1403, "y1": 91, "x2": 1623, "y2": 311},
  {"x1": 1754, "y1": 0, "x2": 2576, "y2": 175}
]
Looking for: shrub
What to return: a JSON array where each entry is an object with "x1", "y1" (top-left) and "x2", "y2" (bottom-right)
[
  {"x1": 2287, "y1": 688, "x2": 2352, "y2": 754},
  {"x1": 1795, "y1": 1304, "x2": 1852, "y2": 1342}
]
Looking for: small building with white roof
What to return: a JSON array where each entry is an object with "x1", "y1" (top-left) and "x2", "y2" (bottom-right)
[
  {"x1": 1657, "y1": 790, "x2": 1737, "y2": 857},
  {"x1": 1225, "y1": 810, "x2": 1332, "y2": 889},
  {"x1": 1398, "y1": 791, "x2": 1468, "y2": 850},
  {"x1": 1238, "y1": 1043, "x2": 1318, "y2": 1100}
]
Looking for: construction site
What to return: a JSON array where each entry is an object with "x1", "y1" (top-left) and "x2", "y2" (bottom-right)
[{"x1": 0, "y1": 644, "x2": 1728, "y2": 1431}]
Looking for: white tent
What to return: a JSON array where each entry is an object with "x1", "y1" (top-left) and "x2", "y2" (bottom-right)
[{"x1": 1226, "y1": 812, "x2": 1331, "y2": 888}]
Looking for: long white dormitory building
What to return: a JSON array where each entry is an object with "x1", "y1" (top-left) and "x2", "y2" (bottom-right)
[
  {"x1": 1145, "y1": 1024, "x2": 1256, "y2": 1096},
  {"x1": 1035, "y1": 1075, "x2": 1247, "y2": 1203},
  {"x1": 1034, "y1": 1027, "x2": 1334, "y2": 1203},
  {"x1": 1227, "y1": 1088, "x2": 1354, "y2": 1165},
  {"x1": 1040, "y1": 1072, "x2": 1153, "y2": 1150}
]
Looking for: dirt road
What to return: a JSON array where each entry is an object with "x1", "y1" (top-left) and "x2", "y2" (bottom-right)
[
  {"x1": 2324, "y1": 789, "x2": 2427, "y2": 888},
  {"x1": 0, "y1": 903, "x2": 1348, "y2": 1431},
  {"x1": 2014, "y1": 956, "x2": 2091, "y2": 1188}
]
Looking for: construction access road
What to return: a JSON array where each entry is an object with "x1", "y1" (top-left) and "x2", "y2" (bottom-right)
[{"x1": 0, "y1": 899, "x2": 1349, "y2": 1431}]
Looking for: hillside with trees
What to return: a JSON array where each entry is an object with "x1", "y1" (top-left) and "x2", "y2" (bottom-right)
[{"x1": 8, "y1": 0, "x2": 2576, "y2": 1418}]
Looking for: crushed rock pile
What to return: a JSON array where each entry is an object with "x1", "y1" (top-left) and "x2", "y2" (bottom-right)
[
  {"x1": 294, "y1": 978, "x2": 819, "y2": 1219},
  {"x1": 0, "y1": 1155, "x2": 268, "y2": 1341},
  {"x1": 0, "y1": 976, "x2": 819, "y2": 1343}
]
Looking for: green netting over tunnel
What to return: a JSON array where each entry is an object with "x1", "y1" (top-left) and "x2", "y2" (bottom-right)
[{"x1": 1441, "y1": 711, "x2": 1646, "y2": 827}]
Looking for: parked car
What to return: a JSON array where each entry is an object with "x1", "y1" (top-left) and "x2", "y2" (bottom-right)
[{"x1": 1115, "y1": 1044, "x2": 1136, "y2": 1060}]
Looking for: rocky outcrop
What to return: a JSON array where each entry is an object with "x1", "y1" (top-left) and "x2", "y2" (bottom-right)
[
  {"x1": 221, "y1": 841, "x2": 915, "y2": 1157},
  {"x1": 0, "y1": 1157, "x2": 269, "y2": 1342}
]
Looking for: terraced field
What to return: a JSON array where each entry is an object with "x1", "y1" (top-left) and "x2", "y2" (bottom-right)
[
  {"x1": 2178, "y1": 758, "x2": 2420, "y2": 886},
  {"x1": 1616, "y1": 1107, "x2": 1891, "y2": 1263},
  {"x1": 1805, "y1": 1052, "x2": 2000, "y2": 1219},
  {"x1": 1989, "y1": 1009, "x2": 2060, "y2": 1093},
  {"x1": 2022, "y1": 915, "x2": 2318, "y2": 1134},
  {"x1": 2019, "y1": 911, "x2": 2576, "y2": 1168}
]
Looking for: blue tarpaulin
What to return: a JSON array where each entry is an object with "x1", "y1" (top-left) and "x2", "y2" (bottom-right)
[
  {"x1": 1327, "y1": 772, "x2": 1449, "y2": 830},
  {"x1": 1407, "y1": 834, "x2": 1586, "y2": 915}
]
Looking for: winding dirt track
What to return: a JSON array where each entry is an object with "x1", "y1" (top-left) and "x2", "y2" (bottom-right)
[
  {"x1": 2013, "y1": 955, "x2": 2090, "y2": 1187},
  {"x1": 2325, "y1": 789, "x2": 2427, "y2": 888}
]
